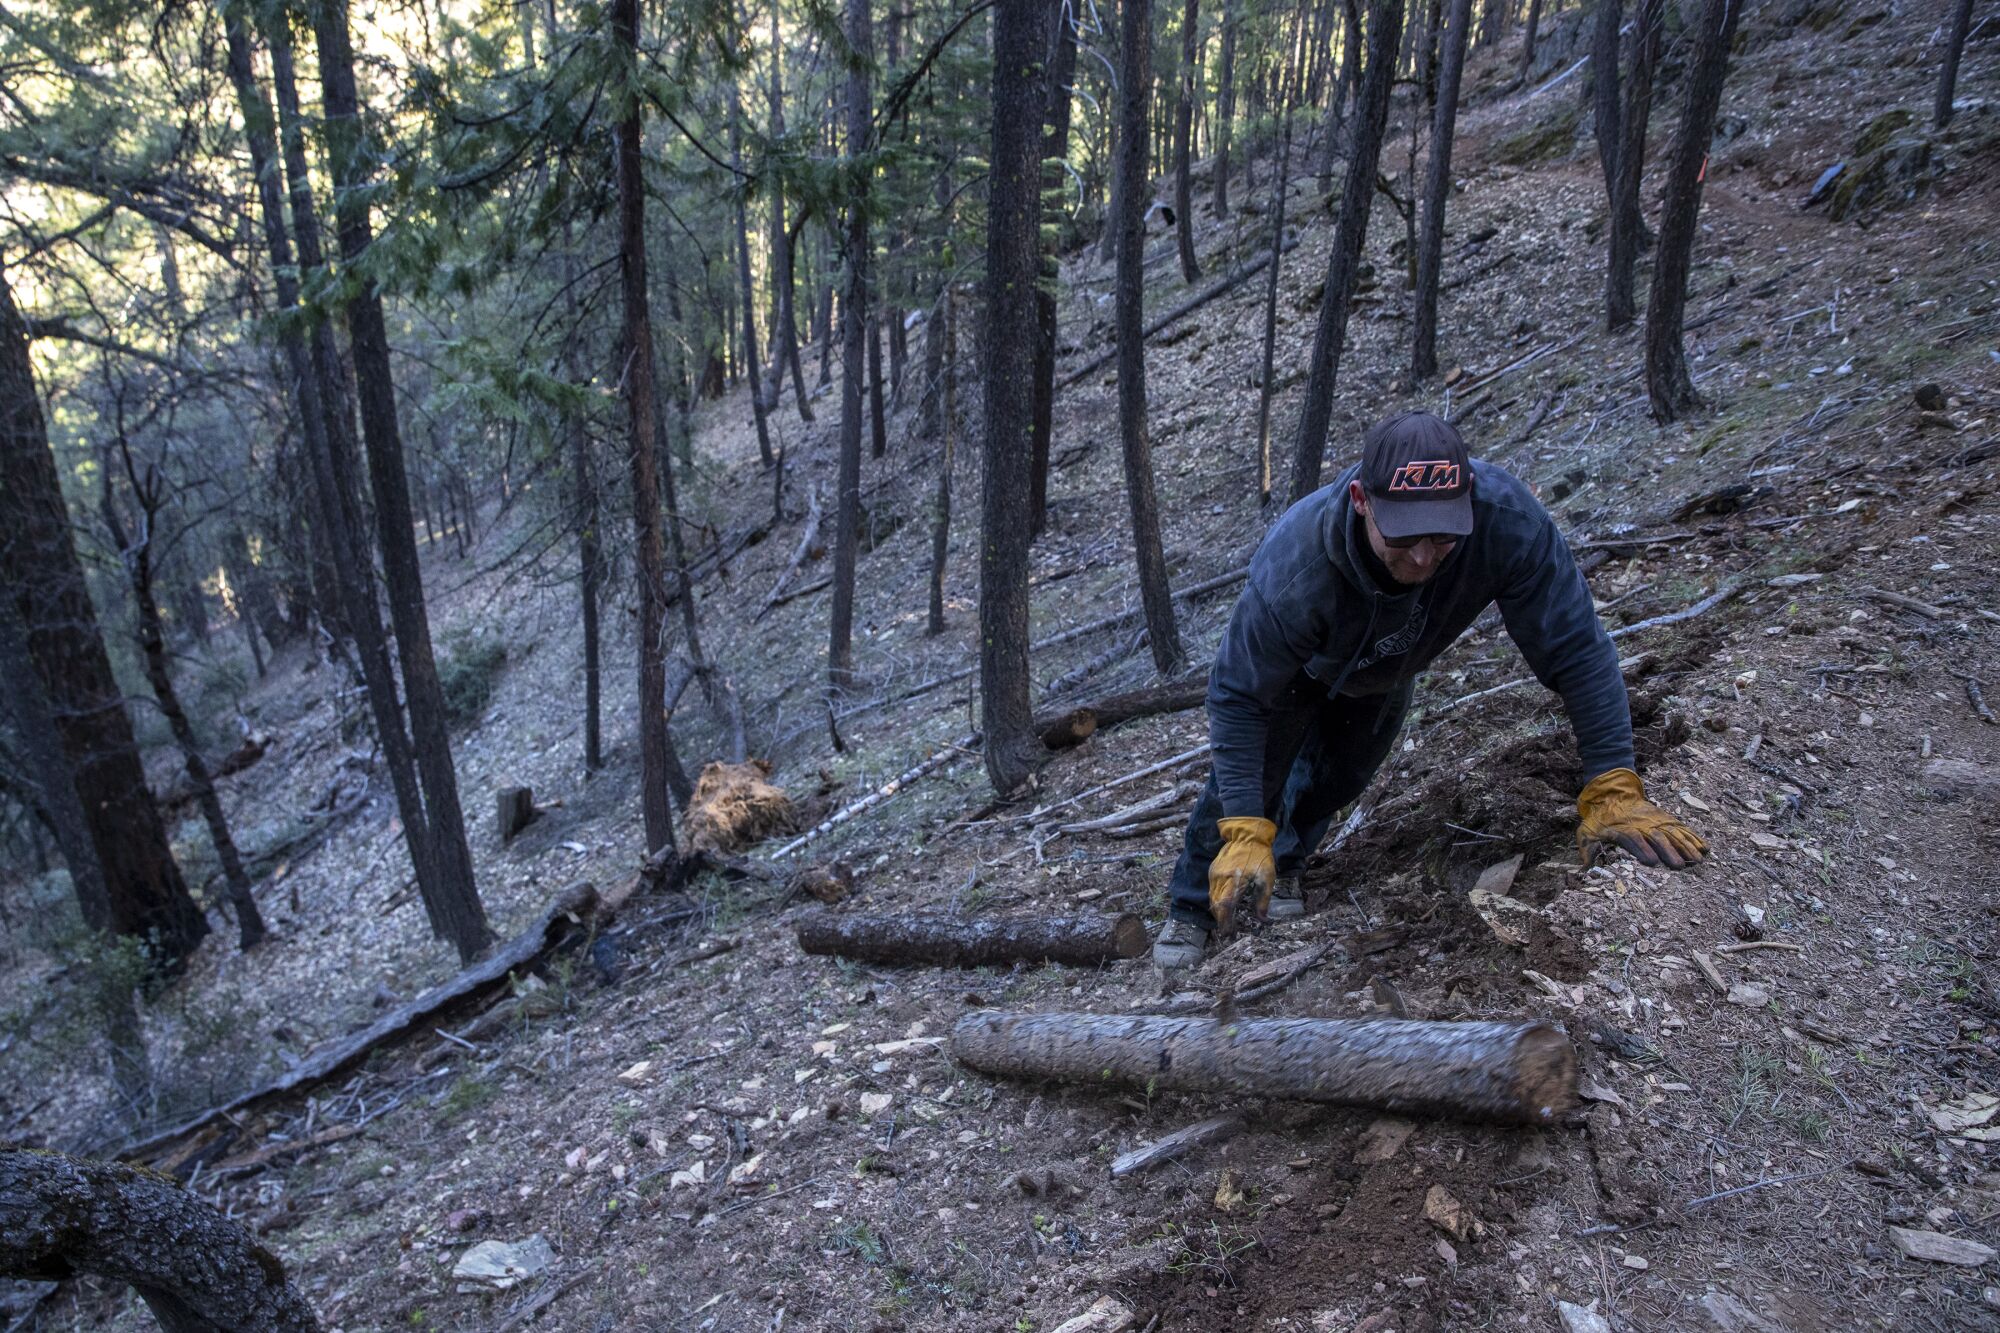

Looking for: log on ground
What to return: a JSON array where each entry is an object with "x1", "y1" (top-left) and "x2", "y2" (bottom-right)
[
  {"x1": 0, "y1": 1149, "x2": 320, "y2": 1331},
  {"x1": 797, "y1": 911, "x2": 1148, "y2": 968},
  {"x1": 1034, "y1": 672, "x2": 1210, "y2": 752},
  {"x1": 951, "y1": 1011, "x2": 1577, "y2": 1124}
]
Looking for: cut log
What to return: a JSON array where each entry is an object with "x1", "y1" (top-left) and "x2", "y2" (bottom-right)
[
  {"x1": 952, "y1": 1011, "x2": 1577, "y2": 1124},
  {"x1": 797, "y1": 911, "x2": 1148, "y2": 968},
  {"x1": 1035, "y1": 672, "x2": 1210, "y2": 752},
  {"x1": 1109, "y1": 1113, "x2": 1246, "y2": 1177},
  {"x1": 0, "y1": 1149, "x2": 320, "y2": 1330},
  {"x1": 496, "y1": 785, "x2": 536, "y2": 842}
]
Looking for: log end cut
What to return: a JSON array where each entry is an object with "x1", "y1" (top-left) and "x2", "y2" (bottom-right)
[{"x1": 1506, "y1": 1023, "x2": 1579, "y2": 1123}]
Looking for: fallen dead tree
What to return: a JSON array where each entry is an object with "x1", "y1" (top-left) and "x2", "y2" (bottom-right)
[
  {"x1": 119, "y1": 880, "x2": 600, "y2": 1164},
  {"x1": 1035, "y1": 672, "x2": 1210, "y2": 750},
  {"x1": 0, "y1": 1149, "x2": 320, "y2": 1330},
  {"x1": 952, "y1": 1011, "x2": 1577, "y2": 1124},
  {"x1": 797, "y1": 911, "x2": 1148, "y2": 967},
  {"x1": 1058, "y1": 237, "x2": 1300, "y2": 390}
]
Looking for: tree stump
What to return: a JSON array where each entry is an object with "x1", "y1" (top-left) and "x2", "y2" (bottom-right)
[
  {"x1": 496, "y1": 786, "x2": 536, "y2": 842},
  {"x1": 0, "y1": 1149, "x2": 320, "y2": 1331},
  {"x1": 951, "y1": 1011, "x2": 1577, "y2": 1124},
  {"x1": 797, "y1": 911, "x2": 1148, "y2": 968}
]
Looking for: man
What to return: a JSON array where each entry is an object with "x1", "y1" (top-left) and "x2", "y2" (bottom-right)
[{"x1": 1154, "y1": 410, "x2": 1706, "y2": 969}]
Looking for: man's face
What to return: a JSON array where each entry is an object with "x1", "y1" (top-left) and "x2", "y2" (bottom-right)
[{"x1": 1350, "y1": 482, "x2": 1461, "y2": 587}]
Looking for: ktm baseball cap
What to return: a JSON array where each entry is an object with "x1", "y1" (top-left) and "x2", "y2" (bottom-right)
[{"x1": 1360, "y1": 410, "x2": 1474, "y2": 540}]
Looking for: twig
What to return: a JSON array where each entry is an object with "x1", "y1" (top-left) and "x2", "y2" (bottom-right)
[
  {"x1": 1860, "y1": 587, "x2": 1944, "y2": 620},
  {"x1": 1016, "y1": 744, "x2": 1212, "y2": 825},
  {"x1": 1607, "y1": 581, "x2": 1745, "y2": 639},
  {"x1": 1956, "y1": 674, "x2": 1997, "y2": 726},
  {"x1": 1575, "y1": 1158, "x2": 1856, "y2": 1237},
  {"x1": 1714, "y1": 941, "x2": 1804, "y2": 954},
  {"x1": 717, "y1": 1175, "x2": 821, "y2": 1217}
]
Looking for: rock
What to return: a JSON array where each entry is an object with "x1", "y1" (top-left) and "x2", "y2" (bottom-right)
[
  {"x1": 858, "y1": 1092, "x2": 893, "y2": 1116},
  {"x1": 1888, "y1": 1225, "x2": 1996, "y2": 1266},
  {"x1": 1050, "y1": 1296, "x2": 1138, "y2": 1333},
  {"x1": 1623, "y1": 1253, "x2": 1649, "y2": 1270},
  {"x1": 1853, "y1": 108, "x2": 1915, "y2": 156},
  {"x1": 1766, "y1": 573, "x2": 1823, "y2": 588},
  {"x1": 1699, "y1": 1289, "x2": 1790, "y2": 1332},
  {"x1": 1913, "y1": 383, "x2": 1948, "y2": 411},
  {"x1": 1727, "y1": 983, "x2": 1773, "y2": 1007},
  {"x1": 790, "y1": 861, "x2": 854, "y2": 905},
  {"x1": 452, "y1": 1235, "x2": 556, "y2": 1292},
  {"x1": 1805, "y1": 161, "x2": 1845, "y2": 205},
  {"x1": 1927, "y1": 1092, "x2": 2000, "y2": 1139},
  {"x1": 616, "y1": 1060, "x2": 654, "y2": 1088},
  {"x1": 1213, "y1": 1169, "x2": 1248, "y2": 1213},
  {"x1": 1468, "y1": 853, "x2": 1539, "y2": 948},
  {"x1": 444, "y1": 1207, "x2": 485, "y2": 1233},
  {"x1": 1422, "y1": 1184, "x2": 1478, "y2": 1242},
  {"x1": 1556, "y1": 1299, "x2": 1611, "y2": 1332},
  {"x1": 1354, "y1": 1116, "x2": 1416, "y2": 1164}
]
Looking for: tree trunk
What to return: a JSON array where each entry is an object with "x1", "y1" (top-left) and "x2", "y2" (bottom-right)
[
  {"x1": 767, "y1": 4, "x2": 815, "y2": 421},
  {"x1": 1035, "y1": 671, "x2": 1211, "y2": 749},
  {"x1": 828, "y1": 0, "x2": 872, "y2": 690},
  {"x1": 927, "y1": 293, "x2": 956, "y2": 636},
  {"x1": 1257, "y1": 13, "x2": 1307, "y2": 505},
  {"x1": 257, "y1": 4, "x2": 447, "y2": 931},
  {"x1": 0, "y1": 271, "x2": 209, "y2": 972},
  {"x1": 981, "y1": 0, "x2": 1052, "y2": 793},
  {"x1": 952, "y1": 1011, "x2": 1578, "y2": 1124},
  {"x1": 868, "y1": 311, "x2": 888, "y2": 458},
  {"x1": 1116, "y1": 0, "x2": 1187, "y2": 674},
  {"x1": 314, "y1": 0, "x2": 493, "y2": 966},
  {"x1": 612, "y1": 0, "x2": 680, "y2": 858},
  {"x1": 798, "y1": 912, "x2": 1146, "y2": 967},
  {"x1": 1173, "y1": 0, "x2": 1204, "y2": 283},
  {"x1": 1214, "y1": 0, "x2": 1238, "y2": 214},
  {"x1": 1643, "y1": 0, "x2": 1739, "y2": 422},
  {"x1": 1521, "y1": 0, "x2": 1541, "y2": 71},
  {"x1": 1288, "y1": 0, "x2": 1405, "y2": 503},
  {"x1": 0, "y1": 598, "x2": 150, "y2": 1101},
  {"x1": 1604, "y1": 0, "x2": 1662, "y2": 329},
  {"x1": 1099, "y1": 22, "x2": 1123, "y2": 266},
  {"x1": 1935, "y1": 0, "x2": 1974, "y2": 128},
  {"x1": 101, "y1": 470, "x2": 266, "y2": 952},
  {"x1": 729, "y1": 72, "x2": 777, "y2": 469},
  {"x1": 0, "y1": 1149, "x2": 320, "y2": 1331},
  {"x1": 1412, "y1": 0, "x2": 1474, "y2": 380},
  {"x1": 1590, "y1": 0, "x2": 1622, "y2": 204},
  {"x1": 569, "y1": 350, "x2": 604, "y2": 773},
  {"x1": 1030, "y1": 0, "x2": 1081, "y2": 540},
  {"x1": 1320, "y1": 0, "x2": 1362, "y2": 184}
]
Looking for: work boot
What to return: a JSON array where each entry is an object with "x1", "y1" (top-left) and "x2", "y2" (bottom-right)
[
  {"x1": 1267, "y1": 875, "x2": 1305, "y2": 921},
  {"x1": 1152, "y1": 918, "x2": 1210, "y2": 970}
]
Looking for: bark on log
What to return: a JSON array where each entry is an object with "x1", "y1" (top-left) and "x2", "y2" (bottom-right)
[
  {"x1": 952, "y1": 1011, "x2": 1577, "y2": 1124},
  {"x1": 0, "y1": 1149, "x2": 319, "y2": 1331},
  {"x1": 1035, "y1": 672, "x2": 1210, "y2": 752},
  {"x1": 797, "y1": 912, "x2": 1148, "y2": 968}
]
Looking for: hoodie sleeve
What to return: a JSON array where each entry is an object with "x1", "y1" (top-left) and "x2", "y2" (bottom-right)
[
  {"x1": 1207, "y1": 580, "x2": 1315, "y2": 817},
  {"x1": 1495, "y1": 508, "x2": 1635, "y2": 782}
]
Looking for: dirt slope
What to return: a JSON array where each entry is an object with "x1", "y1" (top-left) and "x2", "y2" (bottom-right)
[{"x1": 14, "y1": 0, "x2": 2000, "y2": 1328}]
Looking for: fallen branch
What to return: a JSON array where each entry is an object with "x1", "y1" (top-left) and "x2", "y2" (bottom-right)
[
  {"x1": 1035, "y1": 672, "x2": 1211, "y2": 751},
  {"x1": 1959, "y1": 674, "x2": 1997, "y2": 726},
  {"x1": 1861, "y1": 587, "x2": 1944, "y2": 620},
  {"x1": 1058, "y1": 239, "x2": 1300, "y2": 391},
  {"x1": 1057, "y1": 781, "x2": 1201, "y2": 834},
  {"x1": 953, "y1": 1012, "x2": 1577, "y2": 1124},
  {"x1": 1607, "y1": 581, "x2": 1745, "y2": 639},
  {"x1": 797, "y1": 910, "x2": 1147, "y2": 967},
  {"x1": 1714, "y1": 940, "x2": 1804, "y2": 954},
  {"x1": 1110, "y1": 1114, "x2": 1245, "y2": 1177},
  {"x1": 1143, "y1": 937, "x2": 1344, "y2": 1015},
  {"x1": 119, "y1": 882, "x2": 600, "y2": 1165},
  {"x1": 770, "y1": 736, "x2": 975, "y2": 859},
  {"x1": 755, "y1": 487, "x2": 824, "y2": 621},
  {"x1": 1018, "y1": 743, "x2": 1213, "y2": 825}
]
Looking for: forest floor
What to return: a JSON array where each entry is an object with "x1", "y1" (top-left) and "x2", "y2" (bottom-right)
[{"x1": 7, "y1": 0, "x2": 2000, "y2": 1328}]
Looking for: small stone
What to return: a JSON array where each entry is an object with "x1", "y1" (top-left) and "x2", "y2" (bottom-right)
[
  {"x1": 1728, "y1": 983, "x2": 1773, "y2": 1007},
  {"x1": 1622, "y1": 1253, "x2": 1649, "y2": 1270},
  {"x1": 1913, "y1": 383, "x2": 1947, "y2": 411},
  {"x1": 452, "y1": 1235, "x2": 556, "y2": 1292}
]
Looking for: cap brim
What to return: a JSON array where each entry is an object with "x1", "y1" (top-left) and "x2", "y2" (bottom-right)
[{"x1": 1370, "y1": 492, "x2": 1474, "y2": 540}]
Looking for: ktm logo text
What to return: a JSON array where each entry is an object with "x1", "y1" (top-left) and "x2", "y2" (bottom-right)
[{"x1": 1387, "y1": 460, "x2": 1462, "y2": 493}]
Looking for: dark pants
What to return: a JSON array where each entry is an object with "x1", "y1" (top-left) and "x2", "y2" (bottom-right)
[{"x1": 1167, "y1": 677, "x2": 1413, "y2": 926}]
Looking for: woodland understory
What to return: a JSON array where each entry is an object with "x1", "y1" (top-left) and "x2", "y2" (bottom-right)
[{"x1": 1, "y1": 0, "x2": 1997, "y2": 1328}]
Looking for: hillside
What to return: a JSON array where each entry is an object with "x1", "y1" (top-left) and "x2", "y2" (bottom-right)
[{"x1": 6, "y1": 0, "x2": 1998, "y2": 1328}]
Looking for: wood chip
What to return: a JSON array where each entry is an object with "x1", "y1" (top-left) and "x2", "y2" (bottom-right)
[
  {"x1": 1354, "y1": 1116, "x2": 1417, "y2": 1164},
  {"x1": 1693, "y1": 952, "x2": 1729, "y2": 994},
  {"x1": 1109, "y1": 1114, "x2": 1245, "y2": 1178},
  {"x1": 1888, "y1": 1226, "x2": 1996, "y2": 1266}
]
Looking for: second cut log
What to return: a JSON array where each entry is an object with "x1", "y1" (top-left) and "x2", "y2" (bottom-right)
[
  {"x1": 796, "y1": 911, "x2": 1148, "y2": 968},
  {"x1": 952, "y1": 1010, "x2": 1577, "y2": 1124}
]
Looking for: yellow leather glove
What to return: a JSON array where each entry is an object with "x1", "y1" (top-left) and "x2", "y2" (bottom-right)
[
  {"x1": 1578, "y1": 768, "x2": 1708, "y2": 869},
  {"x1": 1209, "y1": 817, "x2": 1278, "y2": 934}
]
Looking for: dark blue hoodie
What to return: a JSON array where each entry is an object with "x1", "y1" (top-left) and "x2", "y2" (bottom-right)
[{"x1": 1206, "y1": 459, "x2": 1634, "y2": 818}]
